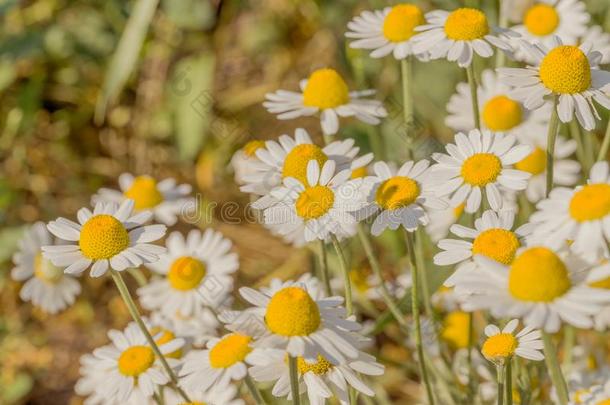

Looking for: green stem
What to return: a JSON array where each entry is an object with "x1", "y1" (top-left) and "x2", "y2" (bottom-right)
[
  {"x1": 405, "y1": 230, "x2": 436, "y2": 405},
  {"x1": 316, "y1": 240, "x2": 332, "y2": 296},
  {"x1": 415, "y1": 229, "x2": 434, "y2": 319},
  {"x1": 466, "y1": 64, "x2": 481, "y2": 130},
  {"x1": 110, "y1": 270, "x2": 192, "y2": 403},
  {"x1": 542, "y1": 332, "x2": 568, "y2": 405},
  {"x1": 401, "y1": 56, "x2": 415, "y2": 159},
  {"x1": 467, "y1": 312, "x2": 476, "y2": 401},
  {"x1": 497, "y1": 364, "x2": 505, "y2": 405},
  {"x1": 495, "y1": 0, "x2": 507, "y2": 68},
  {"x1": 545, "y1": 96, "x2": 560, "y2": 198},
  {"x1": 127, "y1": 267, "x2": 147, "y2": 287},
  {"x1": 562, "y1": 325, "x2": 575, "y2": 373},
  {"x1": 569, "y1": 119, "x2": 587, "y2": 171},
  {"x1": 244, "y1": 374, "x2": 266, "y2": 405},
  {"x1": 505, "y1": 359, "x2": 513, "y2": 405},
  {"x1": 331, "y1": 235, "x2": 353, "y2": 317},
  {"x1": 288, "y1": 356, "x2": 301, "y2": 405},
  {"x1": 597, "y1": 119, "x2": 610, "y2": 162}
]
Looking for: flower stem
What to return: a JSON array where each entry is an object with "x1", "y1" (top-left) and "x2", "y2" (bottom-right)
[
  {"x1": 569, "y1": 119, "x2": 587, "y2": 171},
  {"x1": 331, "y1": 235, "x2": 353, "y2": 316},
  {"x1": 404, "y1": 230, "x2": 436, "y2": 405},
  {"x1": 496, "y1": 364, "x2": 505, "y2": 405},
  {"x1": 109, "y1": 269, "x2": 192, "y2": 403},
  {"x1": 401, "y1": 56, "x2": 415, "y2": 159},
  {"x1": 495, "y1": 0, "x2": 508, "y2": 68},
  {"x1": 466, "y1": 64, "x2": 481, "y2": 130},
  {"x1": 415, "y1": 229, "x2": 434, "y2": 319},
  {"x1": 505, "y1": 359, "x2": 513, "y2": 405},
  {"x1": 288, "y1": 355, "x2": 301, "y2": 405},
  {"x1": 542, "y1": 331, "x2": 569, "y2": 405},
  {"x1": 316, "y1": 240, "x2": 332, "y2": 296},
  {"x1": 597, "y1": 119, "x2": 610, "y2": 162},
  {"x1": 545, "y1": 96, "x2": 560, "y2": 198},
  {"x1": 244, "y1": 374, "x2": 266, "y2": 405}
]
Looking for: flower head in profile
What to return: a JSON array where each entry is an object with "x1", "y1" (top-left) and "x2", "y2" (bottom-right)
[
  {"x1": 263, "y1": 68, "x2": 387, "y2": 136},
  {"x1": 481, "y1": 319, "x2": 544, "y2": 365},
  {"x1": 42, "y1": 200, "x2": 166, "y2": 277}
]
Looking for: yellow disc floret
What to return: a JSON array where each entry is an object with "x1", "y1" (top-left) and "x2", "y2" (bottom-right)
[
  {"x1": 383, "y1": 4, "x2": 425, "y2": 42},
  {"x1": 351, "y1": 166, "x2": 368, "y2": 179},
  {"x1": 472, "y1": 228, "x2": 520, "y2": 265},
  {"x1": 303, "y1": 69, "x2": 350, "y2": 109},
  {"x1": 168, "y1": 256, "x2": 206, "y2": 291},
  {"x1": 461, "y1": 153, "x2": 502, "y2": 186},
  {"x1": 282, "y1": 144, "x2": 328, "y2": 185},
  {"x1": 209, "y1": 334, "x2": 252, "y2": 369},
  {"x1": 515, "y1": 147, "x2": 546, "y2": 175},
  {"x1": 569, "y1": 183, "x2": 610, "y2": 222},
  {"x1": 482, "y1": 95, "x2": 523, "y2": 131},
  {"x1": 118, "y1": 346, "x2": 155, "y2": 377},
  {"x1": 539, "y1": 45, "x2": 591, "y2": 94},
  {"x1": 444, "y1": 8, "x2": 490, "y2": 41},
  {"x1": 481, "y1": 333, "x2": 518, "y2": 360},
  {"x1": 243, "y1": 140, "x2": 265, "y2": 157},
  {"x1": 297, "y1": 355, "x2": 333, "y2": 375},
  {"x1": 524, "y1": 4, "x2": 560, "y2": 36},
  {"x1": 441, "y1": 311, "x2": 473, "y2": 349},
  {"x1": 152, "y1": 328, "x2": 183, "y2": 359},
  {"x1": 124, "y1": 176, "x2": 164, "y2": 210},
  {"x1": 375, "y1": 176, "x2": 420, "y2": 210},
  {"x1": 508, "y1": 247, "x2": 571, "y2": 302},
  {"x1": 295, "y1": 185, "x2": 335, "y2": 220},
  {"x1": 79, "y1": 215, "x2": 129, "y2": 260},
  {"x1": 34, "y1": 252, "x2": 64, "y2": 284},
  {"x1": 265, "y1": 287, "x2": 321, "y2": 336}
]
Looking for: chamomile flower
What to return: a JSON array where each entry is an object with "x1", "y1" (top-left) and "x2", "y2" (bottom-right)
[
  {"x1": 430, "y1": 129, "x2": 532, "y2": 213},
  {"x1": 529, "y1": 161, "x2": 610, "y2": 257},
  {"x1": 230, "y1": 140, "x2": 266, "y2": 186},
  {"x1": 11, "y1": 222, "x2": 81, "y2": 314},
  {"x1": 358, "y1": 160, "x2": 447, "y2": 236},
  {"x1": 584, "y1": 259, "x2": 610, "y2": 331},
  {"x1": 459, "y1": 246, "x2": 610, "y2": 332},
  {"x1": 345, "y1": 4, "x2": 428, "y2": 60},
  {"x1": 446, "y1": 69, "x2": 549, "y2": 135},
  {"x1": 581, "y1": 25, "x2": 610, "y2": 65},
  {"x1": 248, "y1": 346, "x2": 384, "y2": 404},
  {"x1": 92, "y1": 173, "x2": 193, "y2": 226},
  {"x1": 137, "y1": 229, "x2": 238, "y2": 318},
  {"x1": 425, "y1": 203, "x2": 465, "y2": 242},
  {"x1": 42, "y1": 200, "x2": 166, "y2": 277},
  {"x1": 481, "y1": 319, "x2": 544, "y2": 365},
  {"x1": 149, "y1": 310, "x2": 219, "y2": 348},
  {"x1": 581, "y1": 381, "x2": 610, "y2": 405},
  {"x1": 498, "y1": 38, "x2": 610, "y2": 131},
  {"x1": 411, "y1": 7, "x2": 517, "y2": 67},
  {"x1": 263, "y1": 68, "x2": 387, "y2": 136}
]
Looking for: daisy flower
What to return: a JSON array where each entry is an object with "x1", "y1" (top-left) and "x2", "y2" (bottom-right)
[
  {"x1": 446, "y1": 69, "x2": 549, "y2": 136},
  {"x1": 430, "y1": 129, "x2": 531, "y2": 213},
  {"x1": 459, "y1": 246, "x2": 610, "y2": 332},
  {"x1": 529, "y1": 161, "x2": 610, "y2": 257},
  {"x1": 358, "y1": 160, "x2": 447, "y2": 236},
  {"x1": 411, "y1": 7, "x2": 517, "y2": 67},
  {"x1": 498, "y1": 37, "x2": 610, "y2": 131},
  {"x1": 92, "y1": 173, "x2": 193, "y2": 226},
  {"x1": 581, "y1": 25, "x2": 610, "y2": 65},
  {"x1": 481, "y1": 319, "x2": 544, "y2": 365},
  {"x1": 425, "y1": 203, "x2": 465, "y2": 242},
  {"x1": 248, "y1": 346, "x2": 384, "y2": 404},
  {"x1": 345, "y1": 4, "x2": 428, "y2": 60},
  {"x1": 252, "y1": 160, "x2": 369, "y2": 244},
  {"x1": 579, "y1": 381, "x2": 610, "y2": 405},
  {"x1": 11, "y1": 222, "x2": 81, "y2": 314},
  {"x1": 584, "y1": 259, "x2": 610, "y2": 331},
  {"x1": 42, "y1": 200, "x2": 166, "y2": 277},
  {"x1": 137, "y1": 229, "x2": 238, "y2": 318},
  {"x1": 149, "y1": 310, "x2": 219, "y2": 348},
  {"x1": 263, "y1": 68, "x2": 387, "y2": 136},
  {"x1": 435, "y1": 209, "x2": 531, "y2": 288},
  {"x1": 230, "y1": 140, "x2": 266, "y2": 186}
]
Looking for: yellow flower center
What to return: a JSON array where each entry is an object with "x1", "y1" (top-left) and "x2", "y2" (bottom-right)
[
  {"x1": 461, "y1": 153, "x2": 502, "y2": 186},
  {"x1": 302, "y1": 68, "x2": 350, "y2": 109},
  {"x1": 482, "y1": 95, "x2": 523, "y2": 131},
  {"x1": 509, "y1": 247, "x2": 571, "y2": 302},
  {"x1": 444, "y1": 8, "x2": 490, "y2": 41},
  {"x1": 282, "y1": 144, "x2": 328, "y2": 185},
  {"x1": 152, "y1": 328, "x2": 182, "y2": 359},
  {"x1": 209, "y1": 334, "x2": 252, "y2": 369},
  {"x1": 524, "y1": 4, "x2": 560, "y2": 36},
  {"x1": 297, "y1": 355, "x2": 333, "y2": 375},
  {"x1": 118, "y1": 346, "x2": 155, "y2": 377},
  {"x1": 79, "y1": 215, "x2": 129, "y2": 260},
  {"x1": 350, "y1": 267, "x2": 372, "y2": 293},
  {"x1": 441, "y1": 311, "x2": 472, "y2": 349},
  {"x1": 515, "y1": 147, "x2": 546, "y2": 175},
  {"x1": 589, "y1": 276, "x2": 610, "y2": 289},
  {"x1": 481, "y1": 333, "x2": 518, "y2": 359},
  {"x1": 539, "y1": 46, "x2": 591, "y2": 94},
  {"x1": 351, "y1": 166, "x2": 368, "y2": 179},
  {"x1": 265, "y1": 287, "x2": 321, "y2": 336},
  {"x1": 123, "y1": 176, "x2": 164, "y2": 210},
  {"x1": 382, "y1": 4, "x2": 425, "y2": 42},
  {"x1": 375, "y1": 176, "x2": 420, "y2": 210},
  {"x1": 243, "y1": 140, "x2": 265, "y2": 157},
  {"x1": 34, "y1": 252, "x2": 64, "y2": 284},
  {"x1": 295, "y1": 185, "x2": 335, "y2": 220},
  {"x1": 569, "y1": 184, "x2": 610, "y2": 222},
  {"x1": 472, "y1": 228, "x2": 520, "y2": 265},
  {"x1": 167, "y1": 256, "x2": 207, "y2": 291},
  {"x1": 573, "y1": 389, "x2": 590, "y2": 404},
  {"x1": 454, "y1": 203, "x2": 465, "y2": 218}
]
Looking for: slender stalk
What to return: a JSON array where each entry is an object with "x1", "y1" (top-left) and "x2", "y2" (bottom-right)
[
  {"x1": 110, "y1": 270, "x2": 192, "y2": 402},
  {"x1": 127, "y1": 267, "x2": 147, "y2": 287},
  {"x1": 545, "y1": 96, "x2": 560, "y2": 198},
  {"x1": 496, "y1": 364, "x2": 505, "y2": 405},
  {"x1": 562, "y1": 325, "x2": 575, "y2": 372},
  {"x1": 316, "y1": 240, "x2": 332, "y2": 296},
  {"x1": 288, "y1": 356, "x2": 301, "y2": 405},
  {"x1": 404, "y1": 230, "x2": 436, "y2": 405},
  {"x1": 495, "y1": 0, "x2": 507, "y2": 68},
  {"x1": 401, "y1": 56, "x2": 415, "y2": 159},
  {"x1": 597, "y1": 119, "x2": 610, "y2": 162},
  {"x1": 415, "y1": 229, "x2": 434, "y2": 319},
  {"x1": 569, "y1": 119, "x2": 587, "y2": 170},
  {"x1": 466, "y1": 64, "x2": 481, "y2": 130},
  {"x1": 331, "y1": 235, "x2": 353, "y2": 316},
  {"x1": 467, "y1": 312, "x2": 476, "y2": 401},
  {"x1": 542, "y1": 332, "x2": 569, "y2": 405},
  {"x1": 505, "y1": 359, "x2": 513, "y2": 405},
  {"x1": 244, "y1": 374, "x2": 266, "y2": 405}
]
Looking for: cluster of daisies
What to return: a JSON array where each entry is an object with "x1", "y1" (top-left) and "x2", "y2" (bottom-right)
[{"x1": 9, "y1": 0, "x2": 610, "y2": 404}]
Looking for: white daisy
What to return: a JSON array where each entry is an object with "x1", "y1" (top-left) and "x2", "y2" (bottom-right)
[
  {"x1": 581, "y1": 25, "x2": 610, "y2": 65},
  {"x1": 581, "y1": 381, "x2": 610, "y2": 405},
  {"x1": 42, "y1": 200, "x2": 166, "y2": 277},
  {"x1": 358, "y1": 160, "x2": 447, "y2": 236},
  {"x1": 459, "y1": 246, "x2": 610, "y2": 332},
  {"x1": 92, "y1": 173, "x2": 194, "y2": 226},
  {"x1": 163, "y1": 384, "x2": 245, "y2": 405},
  {"x1": 11, "y1": 222, "x2": 81, "y2": 314},
  {"x1": 345, "y1": 4, "x2": 428, "y2": 60},
  {"x1": 498, "y1": 37, "x2": 610, "y2": 131},
  {"x1": 430, "y1": 129, "x2": 532, "y2": 213},
  {"x1": 137, "y1": 229, "x2": 238, "y2": 318},
  {"x1": 411, "y1": 7, "x2": 517, "y2": 67},
  {"x1": 425, "y1": 203, "x2": 465, "y2": 243},
  {"x1": 75, "y1": 350, "x2": 117, "y2": 405},
  {"x1": 529, "y1": 161, "x2": 610, "y2": 257},
  {"x1": 149, "y1": 310, "x2": 219, "y2": 348},
  {"x1": 230, "y1": 140, "x2": 267, "y2": 186},
  {"x1": 481, "y1": 319, "x2": 544, "y2": 365},
  {"x1": 263, "y1": 68, "x2": 387, "y2": 136},
  {"x1": 583, "y1": 259, "x2": 610, "y2": 331}
]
